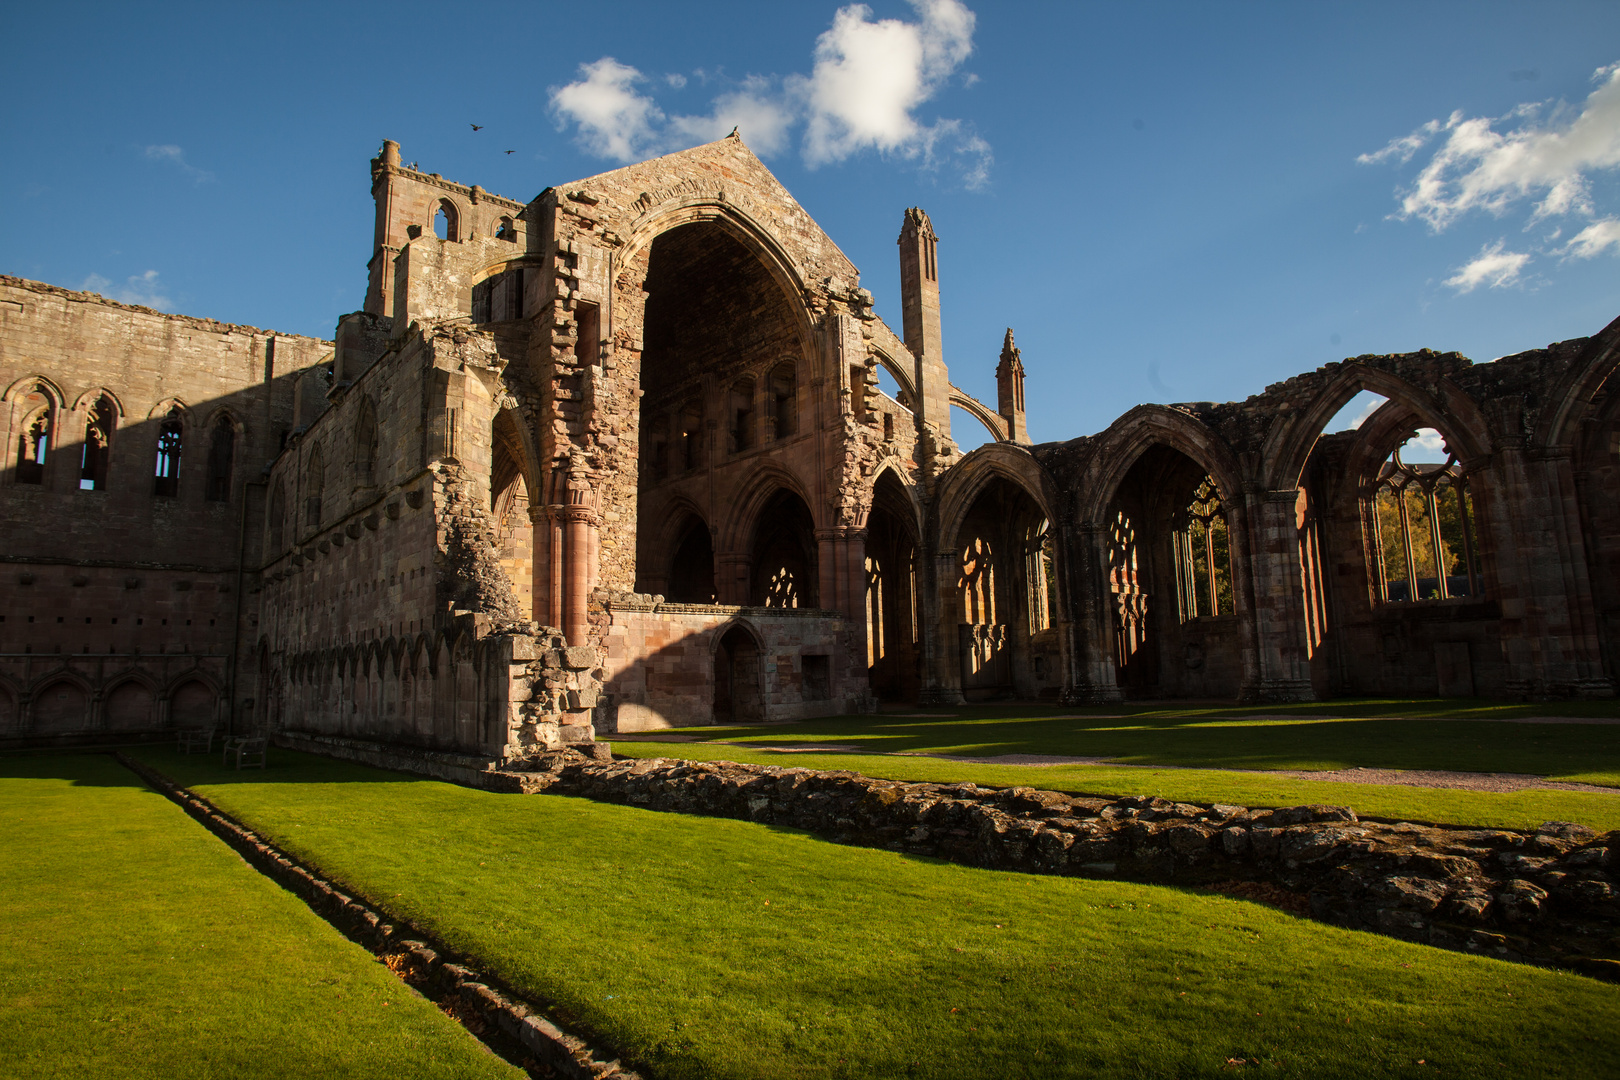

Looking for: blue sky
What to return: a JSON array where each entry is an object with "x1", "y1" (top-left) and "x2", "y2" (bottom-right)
[{"x1": 3, "y1": 1, "x2": 1617, "y2": 446}]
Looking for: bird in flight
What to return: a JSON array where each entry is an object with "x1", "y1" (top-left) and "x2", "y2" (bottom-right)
[
  {"x1": 505, "y1": 150, "x2": 515, "y2": 155},
  {"x1": 470, "y1": 123, "x2": 483, "y2": 131}
]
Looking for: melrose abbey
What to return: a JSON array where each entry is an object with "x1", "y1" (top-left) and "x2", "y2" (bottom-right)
[{"x1": 3, "y1": 134, "x2": 1618, "y2": 763}]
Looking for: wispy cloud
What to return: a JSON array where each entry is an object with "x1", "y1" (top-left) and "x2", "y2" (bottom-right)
[
  {"x1": 81, "y1": 270, "x2": 172, "y2": 310},
  {"x1": 143, "y1": 144, "x2": 214, "y2": 184},
  {"x1": 1360, "y1": 60, "x2": 1620, "y2": 293},
  {"x1": 1562, "y1": 217, "x2": 1620, "y2": 259},
  {"x1": 1442, "y1": 240, "x2": 1531, "y2": 294},
  {"x1": 548, "y1": 0, "x2": 990, "y2": 190},
  {"x1": 1362, "y1": 62, "x2": 1620, "y2": 231}
]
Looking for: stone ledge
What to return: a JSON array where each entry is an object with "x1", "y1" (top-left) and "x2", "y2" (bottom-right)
[
  {"x1": 114, "y1": 751, "x2": 640, "y2": 1080},
  {"x1": 509, "y1": 751, "x2": 1620, "y2": 978}
]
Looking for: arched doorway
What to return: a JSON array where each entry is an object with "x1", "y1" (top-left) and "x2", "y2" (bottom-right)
[{"x1": 713, "y1": 625, "x2": 763, "y2": 722}]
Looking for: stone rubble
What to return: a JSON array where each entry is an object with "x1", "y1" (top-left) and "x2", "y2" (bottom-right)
[{"x1": 506, "y1": 750, "x2": 1620, "y2": 979}]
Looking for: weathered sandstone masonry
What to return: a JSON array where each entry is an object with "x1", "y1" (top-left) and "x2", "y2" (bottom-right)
[
  {"x1": 5, "y1": 132, "x2": 1619, "y2": 754},
  {"x1": 508, "y1": 753, "x2": 1620, "y2": 979}
]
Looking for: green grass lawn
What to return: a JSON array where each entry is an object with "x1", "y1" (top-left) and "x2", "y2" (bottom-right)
[
  {"x1": 132, "y1": 745, "x2": 1620, "y2": 1080},
  {"x1": 608, "y1": 741, "x2": 1620, "y2": 834},
  {"x1": 631, "y1": 698, "x2": 1620, "y2": 780},
  {"x1": 0, "y1": 753, "x2": 523, "y2": 1080}
]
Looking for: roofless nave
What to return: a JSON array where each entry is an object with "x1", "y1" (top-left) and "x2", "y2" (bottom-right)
[{"x1": 2, "y1": 134, "x2": 1616, "y2": 759}]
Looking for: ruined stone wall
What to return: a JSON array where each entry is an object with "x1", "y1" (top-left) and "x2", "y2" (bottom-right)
[
  {"x1": 598, "y1": 599, "x2": 856, "y2": 731},
  {"x1": 0, "y1": 276, "x2": 329, "y2": 737}
]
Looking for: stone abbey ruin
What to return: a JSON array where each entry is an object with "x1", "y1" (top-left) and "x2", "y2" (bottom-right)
[{"x1": 2, "y1": 134, "x2": 1618, "y2": 761}]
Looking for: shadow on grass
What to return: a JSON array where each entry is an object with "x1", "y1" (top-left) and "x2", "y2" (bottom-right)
[
  {"x1": 0, "y1": 746, "x2": 432, "y2": 788},
  {"x1": 664, "y1": 700, "x2": 1620, "y2": 780}
]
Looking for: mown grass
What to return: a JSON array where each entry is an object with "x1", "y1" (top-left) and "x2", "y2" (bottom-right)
[
  {"x1": 135, "y1": 745, "x2": 1620, "y2": 1080},
  {"x1": 642, "y1": 699, "x2": 1620, "y2": 787},
  {"x1": 609, "y1": 741, "x2": 1620, "y2": 834},
  {"x1": 0, "y1": 753, "x2": 522, "y2": 1080}
]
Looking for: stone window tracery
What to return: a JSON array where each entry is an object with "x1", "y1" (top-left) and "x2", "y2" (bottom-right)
[
  {"x1": 15, "y1": 390, "x2": 52, "y2": 485},
  {"x1": 1370, "y1": 436, "x2": 1481, "y2": 603},
  {"x1": 79, "y1": 395, "x2": 115, "y2": 491},
  {"x1": 1109, "y1": 508, "x2": 1148, "y2": 668},
  {"x1": 154, "y1": 407, "x2": 183, "y2": 497},
  {"x1": 1174, "y1": 476, "x2": 1233, "y2": 620},
  {"x1": 959, "y1": 535, "x2": 996, "y2": 624},
  {"x1": 1027, "y1": 521, "x2": 1056, "y2": 632}
]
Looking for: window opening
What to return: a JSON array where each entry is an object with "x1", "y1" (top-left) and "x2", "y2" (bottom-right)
[
  {"x1": 306, "y1": 445, "x2": 324, "y2": 527},
  {"x1": 432, "y1": 200, "x2": 458, "y2": 241},
  {"x1": 496, "y1": 216, "x2": 516, "y2": 241},
  {"x1": 730, "y1": 379, "x2": 755, "y2": 453},
  {"x1": 770, "y1": 362, "x2": 797, "y2": 439},
  {"x1": 576, "y1": 302, "x2": 600, "y2": 365},
  {"x1": 1174, "y1": 476, "x2": 1233, "y2": 620},
  {"x1": 79, "y1": 395, "x2": 115, "y2": 491},
  {"x1": 1027, "y1": 521, "x2": 1055, "y2": 631},
  {"x1": 154, "y1": 407, "x2": 183, "y2": 496},
  {"x1": 959, "y1": 535, "x2": 996, "y2": 624},
  {"x1": 1371, "y1": 433, "x2": 1481, "y2": 602},
  {"x1": 1109, "y1": 508, "x2": 1148, "y2": 668},
  {"x1": 204, "y1": 415, "x2": 234, "y2": 501},
  {"x1": 353, "y1": 401, "x2": 378, "y2": 486},
  {"x1": 15, "y1": 391, "x2": 51, "y2": 484},
  {"x1": 680, "y1": 403, "x2": 703, "y2": 471},
  {"x1": 866, "y1": 555, "x2": 884, "y2": 666}
]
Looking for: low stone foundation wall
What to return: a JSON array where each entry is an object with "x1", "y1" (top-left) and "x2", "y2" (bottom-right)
[
  {"x1": 512, "y1": 752, "x2": 1620, "y2": 978},
  {"x1": 276, "y1": 730, "x2": 611, "y2": 790}
]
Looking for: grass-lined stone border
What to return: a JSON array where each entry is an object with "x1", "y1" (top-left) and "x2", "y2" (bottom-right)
[{"x1": 113, "y1": 752, "x2": 640, "y2": 1080}]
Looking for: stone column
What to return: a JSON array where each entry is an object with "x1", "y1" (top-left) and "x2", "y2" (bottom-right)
[
  {"x1": 1240, "y1": 487, "x2": 1315, "y2": 702},
  {"x1": 1061, "y1": 521, "x2": 1124, "y2": 704},
  {"x1": 716, "y1": 553, "x2": 751, "y2": 605},
  {"x1": 815, "y1": 528, "x2": 841, "y2": 612}
]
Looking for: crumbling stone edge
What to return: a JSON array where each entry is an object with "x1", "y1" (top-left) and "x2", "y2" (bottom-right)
[
  {"x1": 111, "y1": 752, "x2": 643, "y2": 1080},
  {"x1": 510, "y1": 750, "x2": 1620, "y2": 981}
]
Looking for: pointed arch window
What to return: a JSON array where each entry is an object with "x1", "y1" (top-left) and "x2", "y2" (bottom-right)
[
  {"x1": 433, "y1": 200, "x2": 459, "y2": 241},
  {"x1": 959, "y1": 535, "x2": 996, "y2": 624},
  {"x1": 1175, "y1": 476, "x2": 1233, "y2": 620},
  {"x1": 1371, "y1": 435, "x2": 1482, "y2": 602},
  {"x1": 770, "y1": 361, "x2": 797, "y2": 439},
  {"x1": 78, "y1": 395, "x2": 116, "y2": 491},
  {"x1": 205, "y1": 415, "x2": 235, "y2": 501},
  {"x1": 306, "y1": 445, "x2": 325, "y2": 527},
  {"x1": 353, "y1": 399, "x2": 378, "y2": 486},
  {"x1": 268, "y1": 479, "x2": 286, "y2": 552},
  {"x1": 16, "y1": 389, "x2": 52, "y2": 485},
  {"x1": 154, "y1": 408, "x2": 183, "y2": 496},
  {"x1": 1027, "y1": 520, "x2": 1056, "y2": 632},
  {"x1": 1109, "y1": 508, "x2": 1148, "y2": 667}
]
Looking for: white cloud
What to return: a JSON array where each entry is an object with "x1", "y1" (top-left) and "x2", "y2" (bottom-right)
[
  {"x1": 1357, "y1": 118, "x2": 1444, "y2": 166},
  {"x1": 143, "y1": 144, "x2": 213, "y2": 184},
  {"x1": 1361, "y1": 61, "x2": 1620, "y2": 232},
  {"x1": 1442, "y1": 240, "x2": 1530, "y2": 293},
  {"x1": 549, "y1": 58, "x2": 665, "y2": 161},
  {"x1": 1562, "y1": 217, "x2": 1620, "y2": 259},
  {"x1": 547, "y1": 0, "x2": 989, "y2": 188},
  {"x1": 1405, "y1": 427, "x2": 1450, "y2": 462},
  {"x1": 81, "y1": 270, "x2": 172, "y2": 310},
  {"x1": 666, "y1": 76, "x2": 796, "y2": 157},
  {"x1": 665, "y1": 73, "x2": 687, "y2": 90}
]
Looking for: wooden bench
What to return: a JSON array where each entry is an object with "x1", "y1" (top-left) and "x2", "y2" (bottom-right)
[
  {"x1": 177, "y1": 727, "x2": 217, "y2": 754},
  {"x1": 222, "y1": 736, "x2": 267, "y2": 770}
]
